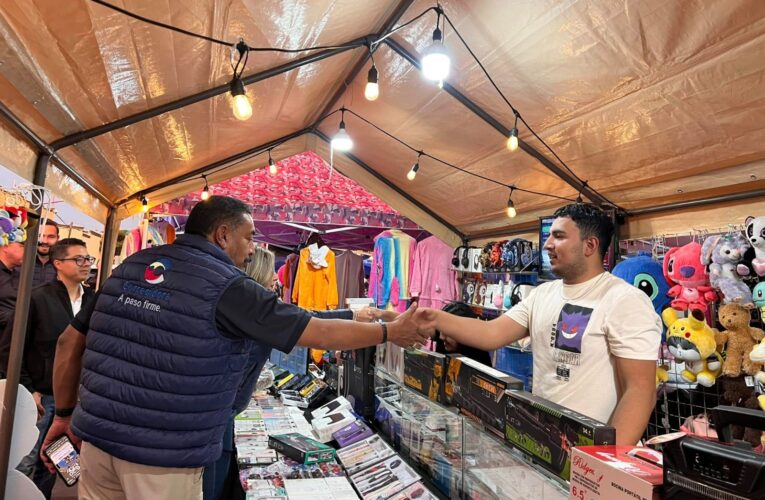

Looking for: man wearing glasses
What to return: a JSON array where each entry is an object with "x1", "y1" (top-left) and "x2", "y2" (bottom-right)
[{"x1": 0, "y1": 238, "x2": 95, "y2": 498}]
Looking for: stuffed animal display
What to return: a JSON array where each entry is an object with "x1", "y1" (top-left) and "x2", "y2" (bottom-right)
[
  {"x1": 662, "y1": 308, "x2": 722, "y2": 387},
  {"x1": 663, "y1": 242, "x2": 717, "y2": 312},
  {"x1": 612, "y1": 253, "x2": 669, "y2": 316},
  {"x1": 746, "y1": 216, "x2": 765, "y2": 276},
  {"x1": 701, "y1": 233, "x2": 754, "y2": 307},
  {"x1": 714, "y1": 304, "x2": 764, "y2": 377},
  {"x1": 0, "y1": 207, "x2": 28, "y2": 246}
]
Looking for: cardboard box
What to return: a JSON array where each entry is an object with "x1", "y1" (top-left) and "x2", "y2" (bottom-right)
[
  {"x1": 333, "y1": 420, "x2": 374, "y2": 448},
  {"x1": 268, "y1": 433, "x2": 336, "y2": 465},
  {"x1": 311, "y1": 409, "x2": 356, "y2": 442},
  {"x1": 569, "y1": 446, "x2": 663, "y2": 500},
  {"x1": 311, "y1": 396, "x2": 352, "y2": 420},
  {"x1": 504, "y1": 390, "x2": 616, "y2": 481},
  {"x1": 444, "y1": 356, "x2": 524, "y2": 436},
  {"x1": 404, "y1": 349, "x2": 447, "y2": 403}
]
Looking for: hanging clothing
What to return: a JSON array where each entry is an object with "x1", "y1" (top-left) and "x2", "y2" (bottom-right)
[
  {"x1": 369, "y1": 230, "x2": 417, "y2": 311},
  {"x1": 282, "y1": 253, "x2": 300, "y2": 304},
  {"x1": 409, "y1": 236, "x2": 459, "y2": 310},
  {"x1": 292, "y1": 245, "x2": 339, "y2": 310},
  {"x1": 336, "y1": 251, "x2": 366, "y2": 305}
]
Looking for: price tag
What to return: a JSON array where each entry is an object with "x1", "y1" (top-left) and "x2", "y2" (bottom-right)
[{"x1": 745, "y1": 376, "x2": 755, "y2": 387}]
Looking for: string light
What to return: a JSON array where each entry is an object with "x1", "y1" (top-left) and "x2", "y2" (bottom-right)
[
  {"x1": 365, "y1": 64, "x2": 379, "y2": 101},
  {"x1": 230, "y1": 40, "x2": 252, "y2": 121},
  {"x1": 507, "y1": 113, "x2": 519, "y2": 152},
  {"x1": 268, "y1": 150, "x2": 278, "y2": 175},
  {"x1": 331, "y1": 109, "x2": 353, "y2": 152},
  {"x1": 506, "y1": 188, "x2": 517, "y2": 218},
  {"x1": 201, "y1": 175, "x2": 211, "y2": 200},
  {"x1": 407, "y1": 152, "x2": 422, "y2": 181},
  {"x1": 421, "y1": 10, "x2": 450, "y2": 83},
  {"x1": 141, "y1": 195, "x2": 149, "y2": 213}
]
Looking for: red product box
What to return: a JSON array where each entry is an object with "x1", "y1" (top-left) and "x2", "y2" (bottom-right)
[{"x1": 569, "y1": 446, "x2": 663, "y2": 500}]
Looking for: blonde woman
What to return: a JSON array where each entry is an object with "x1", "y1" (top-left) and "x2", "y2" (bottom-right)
[{"x1": 246, "y1": 247, "x2": 278, "y2": 290}]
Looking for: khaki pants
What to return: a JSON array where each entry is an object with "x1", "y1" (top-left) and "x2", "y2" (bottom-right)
[{"x1": 79, "y1": 441, "x2": 203, "y2": 500}]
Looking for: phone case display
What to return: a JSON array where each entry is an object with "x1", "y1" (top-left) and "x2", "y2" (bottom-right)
[
  {"x1": 312, "y1": 409, "x2": 357, "y2": 442},
  {"x1": 333, "y1": 420, "x2": 375, "y2": 448},
  {"x1": 504, "y1": 390, "x2": 615, "y2": 481},
  {"x1": 349, "y1": 455, "x2": 421, "y2": 500},
  {"x1": 444, "y1": 356, "x2": 523, "y2": 437},
  {"x1": 376, "y1": 341, "x2": 405, "y2": 382},
  {"x1": 284, "y1": 477, "x2": 359, "y2": 500},
  {"x1": 240, "y1": 459, "x2": 346, "y2": 498},
  {"x1": 337, "y1": 435, "x2": 397, "y2": 475},
  {"x1": 268, "y1": 433, "x2": 336, "y2": 465},
  {"x1": 404, "y1": 349, "x2": 449, "y2": 403}
]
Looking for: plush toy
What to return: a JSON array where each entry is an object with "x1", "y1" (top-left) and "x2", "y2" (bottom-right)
[
  {"x1": 612, "y1": 253, "x2": 669, "y2": 316},
  {"x1": 662, "y1": 308, "x2": 723, "y2": 387},
  {"x1": 701, "y1": 234, "x2": 754, "y2": 307},
  {"x1": 0, "y1": 207, "x2": 27, "y2": 246},
  {"x1": 714, "y1": 304, "x2": 764, "y2": 377},
  {"x1": 750, "y1": 340, "x2": 765, "y2": 407},
  {"x1": 746, "y1": 216, "x2": 765, "y2": 276},
  {"x1": 754, "y1": 282, "x2": 765, "y2": 314},
  {"x1": 720, "y1": 377, "x2": 763, "y2": 445},
  {"x1": 656, "y1": 364, "x2": 669, "y2": 386},
  {"x1": 663, "y1": 242, "x2": 717, "y2": 312}
]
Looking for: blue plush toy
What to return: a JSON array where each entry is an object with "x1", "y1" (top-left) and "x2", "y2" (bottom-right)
[{"x1": 612, "y1": 253, "x2": 670, "y2": 317}]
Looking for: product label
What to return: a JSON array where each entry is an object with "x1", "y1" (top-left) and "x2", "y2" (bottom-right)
[{"x1": 505, "y1": 425, "x2": 552, "y2": 464}]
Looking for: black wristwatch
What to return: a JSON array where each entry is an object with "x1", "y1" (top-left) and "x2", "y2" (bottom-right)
[
  {"x1": 378, "y1": 321, "x2": 388, "y2": 344},
  {"x1": 54, "y1": 407, "x2": 75, "y2": 417}
]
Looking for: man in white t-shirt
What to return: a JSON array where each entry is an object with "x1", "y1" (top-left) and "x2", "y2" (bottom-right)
[{"x1": 421, "y1": 203, "x2": 661, "y2": 445}]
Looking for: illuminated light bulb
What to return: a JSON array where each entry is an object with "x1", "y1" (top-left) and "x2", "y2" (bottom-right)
[
  {"x1": 201, "y1": 185, "x2": 210, "y2": 200},
  {"x1": 269, "y1": 158, "x2": 278, "y2": 175},
  {"x1": 365, "y1": 65, "x2": 379, "y2": 101},
  {"x1": 507, "y1": 127, "x2": 519, "y2": 152},
  {"x1": 422, "y1": 27, "x2": 450, "y2": 82},
  {"x1": 331, "y1": 120, "x2": 353, "y2": 152},
  {"x1": 506, "y1": 191, "x2": 517, "y2": 218},
  {"x1": 407, "y1": 161, "x2": 420, "y2": 181},
  {"x1": 141, "y1": 196, "x2": 149, "y2": 213},
  {"x1": 230, "y1": 78, "x2": 252, "y2": 121}
]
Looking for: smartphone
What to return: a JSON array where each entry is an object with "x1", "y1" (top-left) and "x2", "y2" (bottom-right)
[{"x1": 43, "y1": 434, "x2": 80, "y2": 486}]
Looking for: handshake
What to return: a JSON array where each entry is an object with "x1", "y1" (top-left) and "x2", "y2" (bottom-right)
[{"x1": 355, "y1": 303, "x2": 439, "y2": 349}]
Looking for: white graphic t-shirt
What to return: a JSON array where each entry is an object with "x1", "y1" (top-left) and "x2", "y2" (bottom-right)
[{"x1": 505, "y1": 272, "x2": 661, "y2": 423}]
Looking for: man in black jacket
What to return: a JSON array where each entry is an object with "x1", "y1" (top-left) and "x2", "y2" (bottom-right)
[{"x1": 0, "y1": 237, "x2": 94, "y2": 498}]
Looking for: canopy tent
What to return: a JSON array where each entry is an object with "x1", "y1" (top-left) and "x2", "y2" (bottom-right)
[{"x1": 154, "y1": 151, "x2": 429, "y2": 250}]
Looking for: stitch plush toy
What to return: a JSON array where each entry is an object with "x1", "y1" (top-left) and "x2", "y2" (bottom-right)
[
  {"x1": 754, "y1": 282, "x2": 765, "y2": 315},
  {"x1": 701, "y1": 234, "x2": 754, "y2": 307},
  {"x1": 662, "y1": 308, "x2": 723, "y2": 387},
  {"x1": 663, "y1": 242, "x2": 717, "y2": 312},
  {"x1": 613, "y1": 253, "x2": 670, "y2": 316},
  {"x1": 746, "y1": 216, "x2": 765, "y2": 276},
  {"x1": 714, "y1": 304, "x2": 764, "y2": 377}
]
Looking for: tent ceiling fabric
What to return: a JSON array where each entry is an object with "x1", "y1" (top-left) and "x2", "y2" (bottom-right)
[{"x1": 1, "y1": 1, "x2": 765, "y2": 239}]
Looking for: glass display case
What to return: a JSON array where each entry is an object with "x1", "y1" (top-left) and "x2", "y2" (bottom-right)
[{"x1": 372, "y1": 367, "x2": 567, "y2": 500}]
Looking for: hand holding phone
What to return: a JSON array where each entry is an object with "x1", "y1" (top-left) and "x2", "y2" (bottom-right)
[
  {"x1": 40, "y1": 416, "x2": 81, "y2": 475},
  {"x1": 43, "y1": 434, "x2": 80, "y2": 486}
]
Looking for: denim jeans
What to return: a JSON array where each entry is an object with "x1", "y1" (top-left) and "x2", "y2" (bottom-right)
[{"x1": 17, "y1": 393, "x2": 57, "y2": 499}]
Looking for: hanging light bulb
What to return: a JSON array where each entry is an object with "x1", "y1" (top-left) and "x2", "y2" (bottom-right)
[
  {"x1": 201, "y1": 176, "x2": 211, "y2": 200},
  {"x1": 507, "y1": 114, "x2": 519, "y2": 152},
  {"x1": 230, "y1": 78, "x2": 252, "y2": 121},
  {"x1": 141, "y1": 195, "x2": 149, "y2": 213},
  {"x1": 407, "y1": 152, "x2": 422, "y2": 181},
  {"x1": 268, "y1": 150, "x2": 278, "y2": 175},
  {"x1": 331, "y1": 109, "x2": 353, "y2": 152},
  {"x1": 229, "y1": 40, "x2": 252, "y2": 120},
  {"x1": 364, "y1": 64, "x2": 379, "y2": 101},
  {"x1": 506, "y1": 188, "x2": 517, "y2": 218},
  {"x1": 421, "y1": 13, "x2": 450, "y2": 82}
]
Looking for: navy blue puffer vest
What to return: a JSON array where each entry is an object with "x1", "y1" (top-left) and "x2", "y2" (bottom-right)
[{"x1": 71, "y1": 234, "x2": 248, "y2": 467}]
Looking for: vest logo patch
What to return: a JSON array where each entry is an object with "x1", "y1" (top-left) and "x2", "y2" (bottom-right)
[{"x1": 144, "y1": 259, "x2": 171, "y2": 285}]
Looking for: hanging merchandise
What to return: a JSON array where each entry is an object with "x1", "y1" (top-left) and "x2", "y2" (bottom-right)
[
  {"x1": 747, "y1": 215, "x2": 765, "y2": 276},
  {"x1": 282, "y1": 253, "x2": 300, "y2": 304},
  {"x1": 701, "y1": 233, "x2": 754, "y2": 307},
  {"x1": 715, "y1": 304, "x2": 764, "y2": 378},
  {"x1": 292, "y1": 243, "x2": 339, "y2": 310},
  {"x1": 335, "y1": 251, "x2": 365, "y2": 305},
  {"x1": 662, "y1": 308, "x2": 722, "y2": 387},
  {"x1": 369, "y1": 230, "x2": 416, "y2": 311},
  {"x1": 408, "y1": 236, "x2": 458, "y2": 310},
  {"x1": 612, "y1": 253, "x2": 669, "y2": 317},
  {"x1": 663, "y1": 241, "x2": 717, "y2": 313}
]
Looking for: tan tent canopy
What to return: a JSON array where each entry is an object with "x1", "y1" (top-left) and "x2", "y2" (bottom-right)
[{"x1": 1, "y1": 0, "x2": 765, "y2": 244}]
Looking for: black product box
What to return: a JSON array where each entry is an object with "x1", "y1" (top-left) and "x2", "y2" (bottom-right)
[
  {"x1": 444, "y1": 356, "x2": 523, "y2": 436},
  {"x1": 503, "y1": 389, "x2": 616, "y2": 481},
  {"x1": 267, "y1": 432, "x2": 336, "y2": 465},
  {"x1": 403, "y1": 349, "x2": 447, "y2": 403}
]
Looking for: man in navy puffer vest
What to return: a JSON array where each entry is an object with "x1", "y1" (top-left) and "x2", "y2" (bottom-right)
[{"x1": 40, "y1": 196, "x2": 429, "y2": 500}]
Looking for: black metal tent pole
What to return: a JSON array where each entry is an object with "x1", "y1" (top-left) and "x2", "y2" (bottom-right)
[
  {"x1": 383, "y1": 38, "x2": 607, "y2": 206},
  {"x1": 312, "y1": 129, "x2": 465, "y2": 240},
  {"x1": 0, "y1": 154, "x2": 49, "y2": 500},
  {"x1": 98, "y1": 208, "x2": 120, "y2": 286}
]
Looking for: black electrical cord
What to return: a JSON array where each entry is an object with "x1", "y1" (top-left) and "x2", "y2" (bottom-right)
[
  {"x1": 440, "y1": 11, "x2": 621, "y2": 209},
  {"x1": 341, "y1": 108, "x2": 575, "y2": 203}
]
